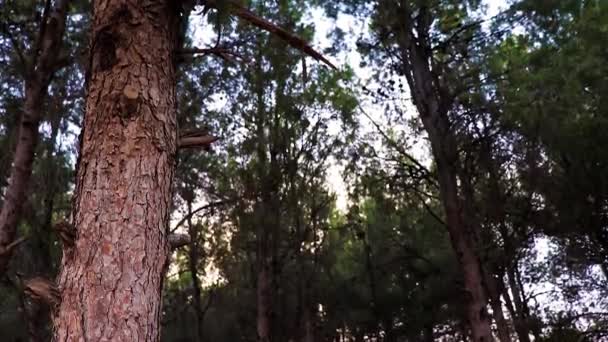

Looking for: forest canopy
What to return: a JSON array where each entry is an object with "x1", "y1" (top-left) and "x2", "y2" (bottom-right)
[{"x1": 0, "y1": 0, "x2": 607, "y2": 341}]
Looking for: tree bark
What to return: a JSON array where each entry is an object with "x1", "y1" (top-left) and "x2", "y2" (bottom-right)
[
  {"x1": 53, "y1": 1, "x2": 180, "y2": 340},
  {"x1": 0, "y1": 0, "x2": 70, "y2": 277},
  {"x1": 434, "y1": 164, "x2": 493, "y2": 342},
  {"x1": 399, "y1": 39, "x2": 494, "y2": 342},
  {"x1": 394, "y1": 5, "x2": 494, "y2": 340}
]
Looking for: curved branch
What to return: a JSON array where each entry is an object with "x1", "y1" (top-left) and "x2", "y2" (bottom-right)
[
  {"x1": 204, "y1": 0, "x2": 337, "y2": 69},
  {"x1": 171, "y1": 200, "x2": 230, "y2": 233}
]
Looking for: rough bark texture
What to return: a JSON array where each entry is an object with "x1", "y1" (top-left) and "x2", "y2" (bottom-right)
[
  {"x1": 392, "y1": 3, "x2": 494, "y2": 341},
  {"x1": 0, "y1": 0, "x2": 70, "y2": 276},
  {"x1": 53, "y1": 1, "x2": 179, "y2": 340}
]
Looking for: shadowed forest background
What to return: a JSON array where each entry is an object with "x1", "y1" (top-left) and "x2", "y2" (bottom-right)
[{"x1": 1, "y1": 0, "x2": 608, "y2": 341}]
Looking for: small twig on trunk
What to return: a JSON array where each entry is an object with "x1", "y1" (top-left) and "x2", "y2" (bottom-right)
[
  {"x1": 178, "y1": 135, "x2": 219, "y2": 150},
  {"x1": 177, "y1": 47, "x2": 248, "y2": 64},
  {"x1": 0, "y1": 236, "x2": 28, "y2": 256},
  {"x1": 178, "y1": 129, "x2": 220, "y2": 150},
  {"x1": 168, "y1": 233, "x2": 191, "y2": 250}
]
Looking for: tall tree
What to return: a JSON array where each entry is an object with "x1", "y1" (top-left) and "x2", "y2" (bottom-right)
[
  {"x1": 0, "y1": 0, "x2": 71, "y2": 276},
  {"x1": 329, "y1": 1, "x2": 498, "y2": 339},
  {"x1": 53, "y1": 0, "x2": 181, "y2": 339},
  {"x1": 52, "y1": 0, "x2": 336, "y2": 339}
]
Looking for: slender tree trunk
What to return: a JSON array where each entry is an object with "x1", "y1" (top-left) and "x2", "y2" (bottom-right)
[
  {"x1": 187, "y1": 200, "x2": 205, "y2": 341},
  {"x1": 393, "y1": 5, "x2": 494, "y2": 340},
  {"x1": 256, "y1": 201, "x2": 279, "y2": 342},
  {"x1": 424, "y1": 324, "x2": 434, "y2": 342},
  {"x1": 434, "y1": 166, "x2": 493, "y2": 342},
  {"x1": 506, "y1": 266, "x2": 533, "y2": 342},
  {"x1": 0, "y1": 0, "x2": 70, "y2": 276},
  {"x1": 494, "y1": 193, "x2": 531, "y2": 342},
  {"x1": 25, "y1": 110, "x2": 62, "y2": 342},
  {"x1": 363, "y1": 235, "x2": 381, "y2": 337},
  {"x1": 256, "y1": 203, "x2": 272, "y2": 342},
  {"x1": 459, "y1": 320, "x2": 470, "y2": 342},
  {"x1": 409, "y1": 62, "x2": 493, "y2": 340},
  {"x1": 252, "y1": 42, "x2": 276, "y2": 341},
  {"x1": 485, "y1": 273, "x2": 511, "y2": 342},
  {"x1": 53, "y1": 1, "x2": 180, "y2": 340},
  {"x1": 301, "y1": 304, "x2": 315, "y2": 342},
  {"x1": 257, "y1": 248, "x2": 272, "y2": 342},
  {"x1": 499, "y1": 233, "x2": 531, "y2": 342},
  {"x1": 502, "y1": 276, "x2": 530, "y2": 342},
  {"x1": 461, "y1": 162, "x2": 511, "y2": 342}
]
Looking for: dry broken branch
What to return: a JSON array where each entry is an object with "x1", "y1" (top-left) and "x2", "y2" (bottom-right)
[
  {"x1": 23, "y1": 277, "x2": 61, "y2": 308},
  {"x1": 202, "y1": 0, "x2": 337, "y2": 70},
  {"x1": 53, "y1": 221, "x2": 76, "y2": 247},
  {"x1": 177, "y1": 47, "x2": 248, "y2": 64},
  {"x1": 168, "y1": 233, "x2": 191, "y2": 249},
  {"x1": 0, "y1": 236, "x2": 28, "y2": 257},
  {"x1": 178, "y1": 129, "x2": 220, "y2": 150}
]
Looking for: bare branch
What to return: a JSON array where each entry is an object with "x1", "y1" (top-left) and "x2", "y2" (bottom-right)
[
  {"x1": 171, "y1": 201, "x2": 230, "y2": 233},
  {"x1": 177, "y1": 47, "x2": 248, "y2": 64},
  {"x1": 358, "y1": 104, "x2": 437, "y2": 188},
  {"x1": 31, "y1": 0, "x2": 53, "y2": 70},
  {"x1": 23, "y1": 277, "x2": 61, "y2": 308},
  {"x1": 178, "y1": 134, "x2": 220, "y2": 150},
  {"x1": 53, "y1": 221, "x2": 76, "y2": 247},
  {"x1": 204, "y1": 1, "x2": 337, "y2": 69},
  {"x1": 0, "y1": 236, "x2": 28, "y2": 256},
  {"x1": 168, "y1": 233, "x2": 191, "y2": 249}
]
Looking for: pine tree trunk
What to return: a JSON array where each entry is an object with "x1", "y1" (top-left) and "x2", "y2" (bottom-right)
[
  {"x1": 53, "y1": 1, "x2": 180, "y2": 340},
  {"x1": 302, "y1": 305, "x2": 314, "y2": 342},
  {"x1": 502, "y1": 275, "x2": 531, "y2": 342},
  {"x1": 187, "y1": 200, "x2": 205, "y2": 342},
  {"x1": 485, "y1": 274, "x2": 511, "y2": 342},
  {"x1": 257, "y1": 257, "x2": 272, "y2": 342},
  {"x1": 478, "y1": 144, "x2": 514, "y2": 342},
  {"x1": 404, "y1": 52, "x2": 493, "y2": 341},
  {"x1": 506, "y1": 266, "x2": 532, "y2": 342},
  {"x1": 396, "y1": 5, "x2": 494, "y2": 340},
  {"x1": 434, "y1": 163, "x2": 494, "y2": 342}
]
